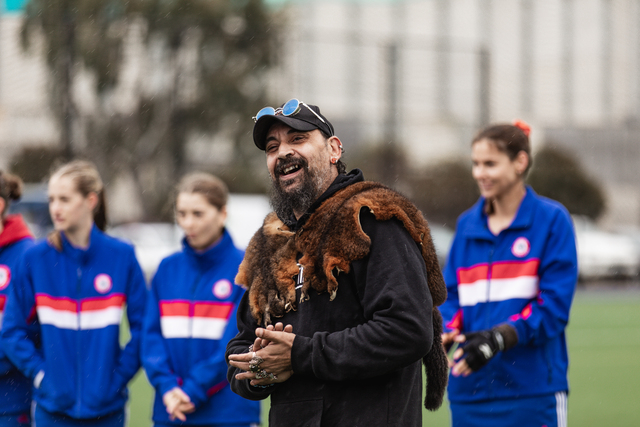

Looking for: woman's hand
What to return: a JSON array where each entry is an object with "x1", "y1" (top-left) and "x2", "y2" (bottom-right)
[
  {"x1": 162, "y1": 387, "x2": 195, "y2": 421},
  {"x1": 441, "y1": 329, "x2": 460, "y2": 367}
]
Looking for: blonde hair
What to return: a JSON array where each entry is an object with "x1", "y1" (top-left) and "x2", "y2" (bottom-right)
[
  {"x1": 48, "y1": 160, "x2": 107, "y2": 250},
  {"x1": 176, "y1": 172, "x2": 228, "y2": 210}
]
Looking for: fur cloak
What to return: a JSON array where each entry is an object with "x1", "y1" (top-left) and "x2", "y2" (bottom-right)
[{"x1": 236, "y1": 181, "x2": 449, "y2": 411}]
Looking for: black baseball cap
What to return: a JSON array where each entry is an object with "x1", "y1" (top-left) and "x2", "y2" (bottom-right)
[{"x1": 252, "y1": 101, "x2": 335, "y2": 150}]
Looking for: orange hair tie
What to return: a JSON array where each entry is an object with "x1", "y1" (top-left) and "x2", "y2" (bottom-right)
[{"x1": 513, "y1": 120, "x2": 531, "y2": 137}]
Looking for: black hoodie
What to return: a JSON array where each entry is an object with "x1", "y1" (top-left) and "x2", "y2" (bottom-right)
[{"x1": 227, "y1": 170, "x2": 433, "y2": 427}]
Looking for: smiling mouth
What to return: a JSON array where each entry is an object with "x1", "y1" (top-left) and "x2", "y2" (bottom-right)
[
  {"x1": 276, "y1": 158, "x2": 306, "y2": 179},
  {"x1": 282, "y1": 165, "x2": 301, "y2": 176}
]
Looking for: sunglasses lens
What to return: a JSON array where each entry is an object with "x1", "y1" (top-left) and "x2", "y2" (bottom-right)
[
  {"x1": 256, "y1": 107, "x2": 276, "y2": 121},
  {"x1": 282, "y1": 99, "x2": 301, "y2": 117}
]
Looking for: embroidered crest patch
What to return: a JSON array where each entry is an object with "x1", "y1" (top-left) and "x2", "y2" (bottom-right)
[
  {"x1": 94, "y1": 274, "x2": 113, "y2": 294},
  {"x1": 511, "y1": 237, "x2": 531, "y2": 258},
  {"x1": 0, "y1": 265, "x2": 10, "y2": 290},
  {"x1": 213, "y1": 279, "x2": 232, "y2": 299}
]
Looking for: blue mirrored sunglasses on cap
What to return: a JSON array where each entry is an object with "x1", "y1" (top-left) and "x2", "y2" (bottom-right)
[{"x1": 253, "y1": 98, "x2": 327, "y2": 124}]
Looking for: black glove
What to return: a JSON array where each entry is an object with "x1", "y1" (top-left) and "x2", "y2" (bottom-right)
[{"x1": 461, "y1": 328, "x2": 506, "y2": 372}]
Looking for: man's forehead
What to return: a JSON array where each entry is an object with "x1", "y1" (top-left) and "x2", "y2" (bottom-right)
[{"x1": 266, "y1": 123, "x2": 312, "y2": 139}]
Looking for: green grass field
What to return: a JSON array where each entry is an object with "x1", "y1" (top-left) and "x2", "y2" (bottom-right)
[{"x1": 125, "y1": 290, "x2": 640, "y2": 426}]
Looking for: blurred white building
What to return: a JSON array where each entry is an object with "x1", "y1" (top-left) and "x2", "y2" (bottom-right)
[
  {"x1": 1, "y1": 0, "x2": 640, "y2": 225},
  {"x1": 267, "y1": 0, "x2": 640, "y2": 227},
  {"x1": 0, "y1": 3, "x2": 57, "y2": 161}
]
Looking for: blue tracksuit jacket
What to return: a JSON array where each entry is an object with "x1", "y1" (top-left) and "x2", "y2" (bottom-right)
[
  {"x1": 142, "y1": 230, "x2": 260, "y2": 426},
  {"x1": 440, "y1": 186, "x2": 578, "y2": 403},
  {"x1": 1, "y1": 225, "x2": 147, "y2": 418},
  {"x1": 0, "y1": 215, "x2": 34, "y2": 416}
]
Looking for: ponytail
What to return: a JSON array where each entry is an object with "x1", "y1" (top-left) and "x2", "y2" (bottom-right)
[
  {"x1": 0, "y1": 171, "x2": 24, "y2": 217},
  {"x1": 47, "y1": 160, "x2": 106, "y2": 251},
  {"x1": 47, "y1": 231, "x2": 64, "y2": 252},
  {"x1": 94, "y1": 190, "x2": 107, "y2": 231}
]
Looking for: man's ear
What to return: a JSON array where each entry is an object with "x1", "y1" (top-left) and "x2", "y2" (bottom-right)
[{"x1": 328, "y1": 136, "x2": 343, "y2": 160}]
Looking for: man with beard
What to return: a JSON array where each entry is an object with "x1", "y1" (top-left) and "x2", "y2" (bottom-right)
[{"x1": 226, "y1": 99, "x2": 449, "y2": 426}]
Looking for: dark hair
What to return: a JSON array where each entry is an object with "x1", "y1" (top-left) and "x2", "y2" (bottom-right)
[
  {"x1": 0, "y1": 171, "x2": 23, "y2": 217},
  {"x1": 472, "y1": 124, "x2": 532, "y2": 175},
  {"x1": 176, "y1": 172, "x2": 228, "y2": 210},
  {"x1": 320, "y1": 130, "x2": 347, "y2": 175},
  {"x1": 47, "y1": 160, "x2": 107, "y2": 251}
]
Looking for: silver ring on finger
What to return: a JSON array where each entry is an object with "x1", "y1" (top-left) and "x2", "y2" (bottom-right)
[{"x1": 249, "y1": 356, "x2": 264, "y2": 366}]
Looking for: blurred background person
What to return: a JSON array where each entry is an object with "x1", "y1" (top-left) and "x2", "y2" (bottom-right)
[
  {"x1": 142, "y1": 172, "x2": 260, "y2": 427},
  {"x1": 440, "y1": 122, "x2": 578, "y2": 427},
  {"x1": 1, "y1": 160, "x2": 147, "y2": 427},
  {"x1": 0, "y1": 171, "x2": 34, "y2": 427}
]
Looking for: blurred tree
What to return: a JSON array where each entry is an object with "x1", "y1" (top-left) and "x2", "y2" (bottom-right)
[
  {"x1": 21, "y1": 0, "x2": 281, "y2": 220},
  {"x1": 346, "y1": 142, "x2": 478, "y2": 228},
  {"x1": 527, "y1": 145, "x2": 606, "y2": 220},
  {"x1": 346, "y1": 141, "x2": 408, "y2": 190},
  {"x1": 409, "y1": 160, "x2": 479, "y2": 228},
  {"x1": 9, "y1": 145, "x2": 66, "y2": 183}
]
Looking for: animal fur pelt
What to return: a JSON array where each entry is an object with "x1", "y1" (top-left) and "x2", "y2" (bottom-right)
[{"x1": 235, "y1": 181, "x2": 449, "y2": 411}]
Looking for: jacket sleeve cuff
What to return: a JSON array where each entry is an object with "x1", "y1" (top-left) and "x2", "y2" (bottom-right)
[
  {"x1": 158, "y1": 378, "x2": 180, "y2": 398},
  {"x1": 181, "y1": 379, "x2": 207, "y2": 408},
  {"x1": 291, "y1": 335, "x2": 313, "y2": 375},
  {"x1": 0, "y1": 360, "x2": 13, "y2": 376},
  {"x1": 498, "y1": 322, "x2": 520, "y2": 350},
  {"x1": 29, "y1": 361, "x2": 46, "y2": 383}
]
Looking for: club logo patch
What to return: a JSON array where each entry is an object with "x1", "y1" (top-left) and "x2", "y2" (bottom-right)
[
  {"x1": 511, "y1": 237, "x2": 531, "y2": 258},
  {"x1": 0, "y1": 265, "x2": 11, "y2": 290},
  {"x1": 94, "y1": 274, "x2": 113, "y2": 294},
  {"x1": 213, "y1": 279, "x2": 232, "y2": 299}
]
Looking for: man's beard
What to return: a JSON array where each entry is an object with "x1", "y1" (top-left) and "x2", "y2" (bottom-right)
[{"x1": 269, "y1": 156, "x2": 327, "y2": 222}]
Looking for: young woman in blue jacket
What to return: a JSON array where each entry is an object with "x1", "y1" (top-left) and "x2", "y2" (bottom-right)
[
  {"x1": 142, "y1": 172, "x2": 260, "y2": 427},
  {"x1": 0, "y1": 172, "x2": 34, "y2": 427},
  {"x1": 1, "y1": 161, "x2": 147, "y2": 427},
  {"x1": 440, "y1": 122, "x2": 578, "y2": 427}
]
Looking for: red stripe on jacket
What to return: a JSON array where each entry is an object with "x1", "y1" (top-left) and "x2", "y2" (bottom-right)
[
  {"x1": 81, "y1": 294, "x2": 126, "y2": 311},
  {"x1": 35, "y1": 294, "x2": 78, "y2": 312},
  {"x1": 160, "y1": 301, "x2": 190, "y2": 317},
  {"x1": 193, "y1": 302, "x2": 233, "y2": 319},
  {"x1": 457, "y1": 259, "x2": 540, "y2": 285}
]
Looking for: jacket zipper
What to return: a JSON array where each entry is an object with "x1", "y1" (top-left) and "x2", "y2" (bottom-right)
[
  {"x1": 188, "y1": 274, "x2": 202, "y2": 364},
  {"x1": 486, "y1": 244, "x2": 494, "y2": 329},
  {"x1": 76, "y1": 266, "x2": 82, "y2": 416},
  {"x1": 485, "y1": 243, "x2": 495, "y2": 397}
]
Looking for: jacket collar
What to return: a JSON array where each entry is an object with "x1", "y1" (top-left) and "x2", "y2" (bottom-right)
[
  {"x1": 286, "y1": 169, "x2": 365, "y2": 231},
  {"x1": 460, "y1": 185, "x2": 537, "y2": 239},
  {"x1": 0, "y1": 214, "x2": 33, "y2": 247},
  {"x1": 60, "y1": 224, "x2": 103, "y2": 262},
  {"x1": 182, "y1": 228, "x2": 235, "y2": 269}
]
